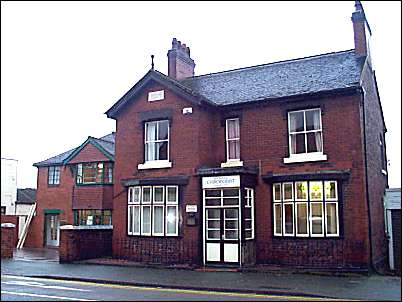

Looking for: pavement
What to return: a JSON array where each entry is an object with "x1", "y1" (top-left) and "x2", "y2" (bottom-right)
[{"x1": 1, "y1": 248, "x2": 401, "y2": 301}]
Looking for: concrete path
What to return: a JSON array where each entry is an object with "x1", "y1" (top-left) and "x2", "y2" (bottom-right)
[{"x1": 1, "y1": 256, "x2": 400, "y2": 301}]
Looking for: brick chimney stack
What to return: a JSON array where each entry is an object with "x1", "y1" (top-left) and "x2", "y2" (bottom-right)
[
  {"x1": 167, "y1": 38, "x2": 195, "y2": 80},
  {"x1": 351, "y1": 0, "x2": 371, "y2": 58}
]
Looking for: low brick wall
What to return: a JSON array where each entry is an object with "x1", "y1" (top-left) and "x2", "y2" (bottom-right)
[
  {"x1": 113, "y1": 237, "x2": 199, "y2": 265},
  {"x1": 1, "y1": 215, "x2": 19, "y2": 247},
  {"x1": 1, "y1": 223, "x2": 16, "y2": 258},
  {"x1": 59, "y1": 225, "x2": 113, "y2": 263}
]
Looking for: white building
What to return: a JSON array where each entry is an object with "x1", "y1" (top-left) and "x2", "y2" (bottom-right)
[{"x1": 1, "y1": 158, "x2": 18, "y2": 215}]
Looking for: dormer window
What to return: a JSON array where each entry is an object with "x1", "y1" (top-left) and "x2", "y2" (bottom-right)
[{"x1": 284, "y1": 108, "x2": 327, "y2": 163}]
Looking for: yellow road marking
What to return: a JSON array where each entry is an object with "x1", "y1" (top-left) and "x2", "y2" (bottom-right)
[{"x1": 2, "y1": 274, "x2": 351, "y2": 301}]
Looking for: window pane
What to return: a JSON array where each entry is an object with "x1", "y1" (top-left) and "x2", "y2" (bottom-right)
[
  {"x1": 225, "y1": 209, "x2": 238, "y2": 219},
  {"x1": 227, "y1": 119, "x2": 240, "y2": 139},
  {"x1": 128, "y1": 207, "x2": 133, "y2": 233},
  {"x1": 133, "y1": 187, "x2": 141, "y2": 203},
  {"x1": 290, "y1": 133, "x2": 306, "y2": 154},
  {"x1": 295, "y1": 182, "x2": 308, "y2": 200},
  {"x1": 153, "y1": 206, "x2": 164, "y2": 234},
  {"x1": 96, "y1": 163, "x2": 104, "y2": 183},
  {"x1": 244, "y1": 208, "x2": 251, "y2": 220},
  {"x1": 166, "y1": 206, "x2": 177, "y2": 235},
  {"x1": 207, "y1": 220, "x2": 220, "y2": 229},
  {"x1": 245, "y1": 230, "x2": 252, "y2": 239},
  {"x1": 228, "y1": 140, "x2": 240, "y2": 160},
  {"x1": 142, "y1": 187, "x2": 151, "y2": 203},
  {"x1": 157, "y1": 120, "x2": 169, "y2": 141},
  {"x1": 225, "y1": 220, "x2": 238, "y2": 230},
  {"x1": 244, "y1": 219, "x2": 252, "y2": 229},
  {"x1": 296, "y1": 203, "x2": 308, "y2": 235},
  {"x1": 205, "y1": 190, "x2": 221, "y2": 198},
  {"x1": 311, "y1": 202, "x2": 323, "y2": 217},
  {"x1": 283, "y1": 183, "x2": 293, "y2": 201},
  {"x1": 312, "y1": 220, "x2": 323, "y2": 234},
  {"x1": 207, "y1": 209, "x2": 220, "y2": 219},
  {"x1": 145, "y1": 142, "x2": 157, "y2": 161},
  {"x1": 289, "y1": 111, "x2": 304, "y2": 132},
  {"x1": 207, "y1": 230, "x2": 220, "y2": 239},
  {"x1": 142, "y1": 206, "x2": 151, "y2": 234},
  {"x1": 273, "y1": 184, "x2": 281, "y2": 201},
  {"x1": 153, "y1": 187, "x2": 164, "y2": 203},
  {"x1": 310, "y1": 181, "x2": 323, "y2": 200},
  {"x1": 133, "y1": 206, "x2": 140, "y2": 233},
  {"x1": 305, "y1": 109, "x2": 321, "y2": 131},
  {"x1": 206, "y1": 198, "x2": 221, "y2": 206},
  {"x1": 146, "y1": 122, "x2": 157, "y2": 142},
  {"x1": 283, "y1": 204, "x2": 294, "y2": 235},
  {"x1": 76, "y1": 164, "x2": 83, "y2": 184},
  {"x1": 225, "y1": 230, "x2": 238, "y2": 239},
  {"x1": 306, "y1": 132, "x2": 322, "y2": 153},
  {"x1": 167, "y1": 186, "x2": 178, "y2": 203},
  {"x1": 223, "y1": 198, "x2": 239, "y2": 206},
  {"x1": 274, "y1": 204, "x2": 282, "y2": 235},
  {"x1": 223, "y1": 189, "x2": 239, "y2": 197},
  {"x1": 156, "y1": 141, "x2": 168, "y2": 160},
  {"x1": 325, "y1": 181, "x2": 337, "y2": 200},
  {"x1": 326, "y1": 203, "x2": 338, "y2": 235}
]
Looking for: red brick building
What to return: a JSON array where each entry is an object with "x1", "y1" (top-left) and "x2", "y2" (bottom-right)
[
  {"x1": 31, "y1": 2, "x2": 388, "y2": 272},
  {"x1": 26, "y1": 134, "x2": 115, "y2": 248}
]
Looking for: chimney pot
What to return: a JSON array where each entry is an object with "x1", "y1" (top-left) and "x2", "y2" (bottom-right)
[{"x1": 167, "y1": 38, "x2": 195, "y2": 80}]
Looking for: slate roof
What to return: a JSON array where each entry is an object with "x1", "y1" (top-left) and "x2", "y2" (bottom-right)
[
  {"x1": 33, "y1": 132, "x2": 115, "y2": 167},
  {"x1": 179, "y1": 49, "x2": 362, "y2": 106},
  {"x1": 16, "y1": 188, "x2": 37, "y2": 204}
]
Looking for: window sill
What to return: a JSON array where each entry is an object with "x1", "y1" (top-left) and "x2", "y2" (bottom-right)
[
  {"x1": 283, "y1": 153, "x2": 327, "y2": 164},
  {"x1": 138, "y1": 160, "x2": 172, "y2": 170},
  {"x1": 220, "y1": 160, "x2": 243, "y2": 168}
]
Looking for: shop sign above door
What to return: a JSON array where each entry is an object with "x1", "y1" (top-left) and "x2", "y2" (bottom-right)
[{"x1": 202, "y1": 175, "x2": 240, "y2": 189}]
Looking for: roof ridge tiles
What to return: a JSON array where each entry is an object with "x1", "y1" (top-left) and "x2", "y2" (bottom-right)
[{"x1": 181, "y1": 49, "x2": 356, "y2": 81}]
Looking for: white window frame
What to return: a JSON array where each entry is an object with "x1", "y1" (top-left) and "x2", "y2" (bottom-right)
[
  {"x1": 282, "y1": 203, "x2": 295, "y2": 236},
  {"x1": 152, "y1": 186, "x2": 165, "y2": 236},
  {"x1": 284, "y1": 108, "x2": 327, "y2": 164},
  {"x1": 295, "y1": 181, "x2": 308, "y2": 201},
  {"x1": 324, "y1": 181, "x2": 338, "y2": 201},
  {"x1": 225, "y1": 118, "x2": 241, "y2": 162},
  {"x1": 310, "y1": 202, "x2": 324, "y2": 237},
  {"x1": 273, "y1": 183, "x2": 282, "y2": 202},
  {"x1": 166, "y1": 186, "x2": 178, "y2": 236},
  {"x1": 309, "y1": 181, "x2": 323, "y2": 201},
  {"x1": 325, "y1": 202, "x2": 339, "y2": 237},
  {"x1": 295, "y1": 202, "x2": 309, "y2": 237},
  {"x1": 244, "y1": 188, "x2": 254, "y2": 240},
  {"x1": 138, "y1": 120, "x2": 171, "y2": 170},
  {"x1": 273, "y1": 203, "x2": 282, "y2": 236},
  {"x1": 282, "y1": 182, "x2": 294, "y2": 202},
  {"x1": 141, "y1": 205, "x2": 152, "y2": 236}
]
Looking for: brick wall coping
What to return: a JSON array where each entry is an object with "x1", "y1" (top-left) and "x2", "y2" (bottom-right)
[
  {"x1": 1, "y1": 223, "x2": 16, "y2": 228},
  {"x1": 60, "y1": 225, "x2": 113, "y2": 230}
]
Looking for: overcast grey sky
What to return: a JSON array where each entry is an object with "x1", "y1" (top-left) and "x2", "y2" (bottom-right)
[{"x1": 1, "y1": 1, "x2": 401, "y2": 189}]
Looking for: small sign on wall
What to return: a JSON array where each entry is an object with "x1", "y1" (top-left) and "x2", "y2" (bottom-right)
[
  {"x1": 148, "y1": 90, "x2": 165, "y2": 102},
  {"x1": 202, "y1": 175, "x2": 240, "y2": 189},
  {"x1": 186, "y1": 205, "x2": 198, "y2": 213}
]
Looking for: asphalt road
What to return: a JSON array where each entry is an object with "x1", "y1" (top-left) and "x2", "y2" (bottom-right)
[{"x1": 1, "y1": 275, "x2": 338, "y2": 301}]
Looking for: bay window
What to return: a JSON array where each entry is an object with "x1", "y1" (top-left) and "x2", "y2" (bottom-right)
[
  {"x1": 284, "y1": 108, "x2": 327, "y2": 163},
  {"x1": 76, "y1": 162, "x2": 113, "y2": 184},
  {"x1": 273, "y1": 180, "x2": 339, "y2": 237},
  {"x1": 128, "y1": 185, "x2": 178, "y2": 236}
]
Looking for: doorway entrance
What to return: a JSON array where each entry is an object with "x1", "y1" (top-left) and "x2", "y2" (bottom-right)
[
  {"x1": 45, "y1": 214, "x2": 60, "y2": 247},
  {"x1": 203, "y1": 188, "x2": 240, "y2": 265}
]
